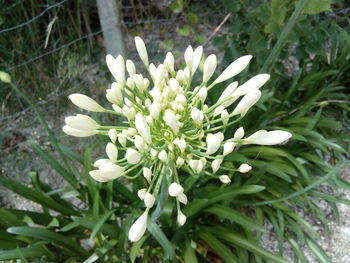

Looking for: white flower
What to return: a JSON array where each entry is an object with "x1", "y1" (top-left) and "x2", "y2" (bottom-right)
[
  {"x1": 191, "y1": 108, "x2": 204, "y2": 124},
  {"x1": 232, "y1": 89, "x2": 261, "y2": 117},
  {"x1": 163, "y1": 109, "x2": 179, "y2": 133},
  {"x1": 243, "y1": 130, "x2": 292, "y2": 145},
  {"x1": 176, "y1": 157, "x2": 185, "y2": 167},
  {"x1": 168, "y1": 183, "x2": 184, "y2": 197},
  {"x1": 221, "y1": 110, "x2": 229, "y2": 125},
  {"x1": 99, "y1": 162, "x2": 124, "y2": 180},
  {"x1": 135, "y1": 113, "x2": 152, "y2": 144},
  {"x1": 158, "y1": 150, "x2": 167, "y2": 162},
  {"x1": 126, "y1": 148, "x2": 141, "y2": 164},
  {"x1": 108, "y1": 129, "x2": 118, "y2": 143},
  {"x1": 65, "y1": 114, "x2": 99, "y2": 131},
  {"x1": 69, "y1": 94, "x2": 104, "y2": 112},
  {"x1": 238, "y1": 163, "x2": 252, "y2": 173},
  {"x1": 89, "y1": 170, "x2": 108, "y2": 182},
  {"x1": 198, "y1": 87, "x2": 208, "y2": 102},
  {"x1": 134, "y1": 135, "x2": 146, "y2": 152},
  {"x1": 137, "y1": 188, "x2": 147, "y2": 200},
  {"x1": 212, "y1": 159, "x2": 223, "y2": 173},
  {"x1": 126, "y1": 59, "x2": 136, "y2": 76},
  {"x1": 106, "y1": 82, "x2": 123, "y2": 105},
  {"x1": 106, "y1": 142, "x2": 118, "y2": 162},
  {"x1": 93, "y1": 159, "x2": 111, "y2": 168},
  {"x1": 129, "y1": 211, "x2": 148, "y2": 242},
  {"x1": 164, "y1": 52, "x2": 175, "y2": 73},
  {"x1": 217, "y1": 82, "x2": 238, "y2": 106},
  {"x1": 178, "y1": 193, "x2": 188, "y2": 205},
  {"x1": 122, "y1": 105, "x2": 136, "y2": 120},
  {"x1": 192, "y1": 46, "x2": 203, "y2": 74},
  {"x1": 62, "y1": 125, "x2": 97, "y2": 137},
  {"x1": 143, "y1": 167, "x2": 152, "y2": 182},
  {"x1": 223, "y1": 141, "x2": 235, "y2": 156},
  {"x1": 206, "y1": 132, "x2": 224, "y2": 155},
  {"x1": 233, "y1": 74, "x2": 270, "y2": 97},
  {"x1": 135, "y1": 37, "x2": 148, "y2": 66},
  {"x1": 214, "y1": 55, "x2": 253, "y2": 84},
  {"x1": 106, "y1": 54, "x2": 125, "y2": 87},
  {"x1": 219, "y1": 175, "x2": 231, "y2": 184},
  {"x1": 213, "y1": 105, "x2": 225, "y2": 117},
  {"x1": 203, "y1": 54, "x2": 217, "y2": 83},
  {"x1": 184, "y1": 45, "x2": 194, "y2": 71},
  {"x1": 149, "y1": 101, "x2": 161, "y2": 120},
  {"x1": 144, "y1": 193, "x2": 155, "y2": 208},
  {"x1": 234, "y1": 127, "x2": 245, "y2": 140},
  {"x1": 177, "y1": 211, "x2": 187, "y2": 226},
  {"x1": 0, "y1": 71, "x2": 11, "y2": 83}
]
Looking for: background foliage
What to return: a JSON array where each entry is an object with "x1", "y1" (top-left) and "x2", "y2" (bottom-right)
[{"x1": 1, "y1": 0, "x2": 350, "y2": 262}]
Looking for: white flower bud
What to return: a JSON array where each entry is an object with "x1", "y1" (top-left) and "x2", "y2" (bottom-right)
[
  {"x1": 134, "y1": 135, "x2": 146, "y2": 152},
  {"x1": 177, "y1": 211, "x2": 187, "y2": 226},
  {"x1": 233, "y1": 74, "x2": 270, "y2": 97},
  {"x1": 232, "y1": 89, "x2": 261, "y2": 117},
  {"x1": 65, "y1": 114, "x2": 99, "y2": 131},
  {"x1": 214, "y1": 55, "x2": 253, "y2": 84},
  {"x1": 163, "y1": 109, "x2": 179, "y2": 133},
  {"x1": 126, "y1": 77, "x2": 135, "y2": 90},
  {"x1": 144, "y1": 193, "x2": 155, "y2": 208},
  {"x1": 126, "y1": 59, "x2": 136, "y2": 76},
  {"x1": 106, "y1": 142, "x2": 118, "y2": 162},
  {"x1": 137, "y1": 188, "x2": 147, "y2": 200},
  {"x1": 133, "y1": 74, "x2": 144, "y2": 91},
  {"x1": 69, "y1": 94, "x2": 104, "y2": 112},
  {"x1": 143, "y1": 78, "x2": 150, "y2": 89},
  {"x1": 234, "y1": 127, "x2": 245, "y2": 140},
  {"x1": 122, "y1": 105, "x2": 135, "y2": 120},
  {"x1": 118, "y1": 134, "x2": 127, "y2": 147},
  {"x1": 213, "y1": 105, "x2": 225, "y2": 117},
  {"x1": 149, "y1": 63, "x2": 157, "y2": 79},
  {"x1": 206, "y1": 132, "x2": 224, "y2": 155},
  {"x1": 149, "y1": 101, "x2": 161, "y2": 120},
  {"x1": 93, "y1": 159, "x2": 111, "y2": 168},
  {"x1": 242, "y1": 130, "x2": 292, "y2": 145},
  {"x1": 112, "y1": 104, "x2": 122, "y2": 114},
  {"x1": 0, "y1": 71, "x2": 11, "y2": 83},
  {"x1": 192, "y1": 46, "x2": 203, "y2": 74},
  {"x1": 198, "y1": 87, "x2": 207, "y2": 102},
  {"x1": 176, "y1": 157, "x2": 185, "y2": 167},
  {"x1": 135, "y1": 113, "x2": 152, "y2": 144},
  {"x1": 126, "y1": 148, "x2": 141, "y2": 164},
  {"x1": 203, "y1": 54, "x2": 217, "y2": 83},
  {"x1": 176, "y1": 69, "x2": 186, "y2": 84},
  {"x1": 178, "y1": 193, "x2": 188, "y2": 205},
  {"x1": 155, "y1": 64, "x2": 166, "y2": 86},
  {"x1": 184, "y1": 45, "x2": 194, "y2": 71},
  {"x1": 184, "y1": 67, "x2": 191, "y2": 81},
  {"x1": 221, "y1": 110, "x2": 229, "y2": 125},
  {"x1": 143, "y1": 167, "x2": 152, "y2": 182},
  {"x1": 150, "y1": 148, "x2": 158, "y2": 157},
  {"x1": 189, "y1": 159, "x2": 199, "y2": 172},
  {"x1": 219, "y1": 175, "x2": 231, "y2": 184},
  {"x1": 168, "y1": 183, "x2": 184, "y2": 197},
  {"x1": 128, "y1": 211, "x2": 148, "y2": 242},
  {"x1": 169, "y1": 78, "x2": 179, "y2": 93},
  {"x1": 191, "y1": 108, "x2": 204, "y2": 124},
  {"x1": 106, "y1": 54, "x2": 125, "y2": 87},
  {"x1": 63, "y1": 125, "x2": 97, "y2": 137},
  {"x1": 217, "y1": 81, "x2": 238, "y2": 107},
  {"x1": 223, "y1": 142, "x2": 235, "y2": 156},
  {"x1": 177, "y1": 138, "x2": 187, "y2": 152},
  {"x1": 158, "y1": 150, "x2": 167, "y2": 162},
  {"x1": 108, "y1": 129, "x2": 117, "y2": 144},
  {"x1": 212, "y1": 159, "x2": 223, "y2": 173},
  {"x1": 164, "y1": 52, "x2": 175, "y2": 73},
  {"x1": 106, "y1": 82, "x2": 123, "y2": 105},
  {"x1": 99, "y1": 162, "x2": 124, "y2": 180},
  {"x1": 176, "y1": 94, "x2": 187, "y2": 106},
  {"x1": 89, "y1": 170, "x2": 109, "y2": 182},
  {"x1": 238, "y1": 163, "x2": 252, "y2": 173},
  {"x1": 134, "y1": 37, "x2": 148, "y2": 66}
]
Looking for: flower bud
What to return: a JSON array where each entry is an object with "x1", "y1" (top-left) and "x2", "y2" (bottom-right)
[
  {"x1": 178, "y1": 193, "x2": 188, "y2": 205},
  {"x1": 214, "y1": 55, "x2": 253, "y2": 84},
  {"x1": 206, "y1": 132, "x2": 224, "y2": 155},
  {"x1": 126, "y1": 59, "x2": 136, "y2": 76},
  {"x1": 242, "y1": 130, "x2": 292, "y2": 145},
  {"x1": 191, "y1": 108, "x2": 204, "y2": 124},
  {"x1": 144, "y1": 193, "x2": 155, "y2": 208},
  {"x1": 135, "y1": 113, "x2": 152, "y2": 144},
  {"x1": 93, "y1": 159, "x2": 111, "y2": 168},
  {"x1": 163, "y1": 109, "x2": 179, "y2": 133},
  {"x1": 158, "y1": 150, "x2": 167, "y2": 162},
  {"x1": 112, "y1": 104, "x2": 122, "y2": 114},
  {"x1": 65, "y1": 114, "x2": 99, "y2": 131},
  {"x1": 137, "y1": 188, "x2": 147, "y2": 200},
  {"x1": 213, "y1": 105, "x2": 225, "y2": 117},
  {"x1": 150, "y1": 148, "x2": 158, "y2": 157},
  {"x1": 234, "y1": 127, "x2": 245, "y2": 140},
  {"x1": 219, "y1": 175, "x2": 231, "y2": 184},
  {"x1": 203, "y1": 54, "x2": 217, "y2": 83},
  {"x1": 198, "y1": 87, "x2": 208, "y2": 102},
  {"x1": 89, "y1": 170, "x2": 109, "y2": 182},
  {"x1": 135, "y1": 37, "x2": 148, "y2": 66},
  {"x1": 221, "y1": 110, "x2": 229, "y2": 125},
  {"x1": 168, "y1": 183, "x2": 184, "y2": 197},
  {"x1": 212, "y1": 159, "x2": 223, "y2": 173},
  {"x1": 99, "y1": 162, "x2": 124, "y2": 180},
  {"x1": 126, "y1": 148, "x2": 141, "y2": 164},
  {"x1": 129, "y1": 211, "x2": 148, "y2": 242},
  {"x1": 106, "y1": 54, "x2": 125, "y2": 87},
  {"x1": 122, "y1": 105, "x2": 135, "y2": 120},
  {"x1": 149, "y1": 101, "x2": 161, "y2": 120},
  {"x1": 69, "y1": 94, "x2": 104, "y2": 112},
  {"x1": 232, "y1": 89, "x2": 261, "y2": 117},
  {"x1": 177, "y1": 211, "x2": 187, "y2": 226},
  {"x1": 184, "y1": 45, "x2": 194, "y2": 71},
  {"x1": 177, "y1": 138, "x2": 187, "y2": 152},
  {"x1": 107, "y1": 129, "x2": 117, "y2": 144},
  {"x1": 134, "y1": 135, "x2": 146, "y2": 152},
  {"x1": 164, "y1": 52, "x2": 175, "y2": 73},
  {"x1": 106, "y1": 142, "x2": 118, "y2": 162},
  {"x1": 143, "y1": 167, "x2": 152, "y2": 182},
  {"x1": 155, "y1": 64, "x2": 166, "y2": 86},
  {"x1": 176, "y1": 69, "x2": 186, "y2": 84},
  {"x1": 0, "y1": 71, "x2": 11, "y2": 83},
  {"x1": 192, "y1": 46, "x2": 203, "y2": 74},
  {"x1": 118, "y1": 134, "x2": 127, "y2": 147},
  {"x1": 217, "y1": 82, "x2": 238, "y2": 104},
  {"x1": 238, "y1": 163, "x2": 252, "y2": 173},
  {"x1": 223, "y1": 141, "x2": 235, "y2": 156},
  {"x1": 169, "y1": 78, "x2": 179, "y2": 93},
  {"x1": 176, "y1": 157, "x2": 185, "y2": 167},
  {"x1": 63, "y1": 125, "x2": 97, "y2": 137},
  {"x1": 233, "y1": 74, "x2": 270, "y2": 97}
]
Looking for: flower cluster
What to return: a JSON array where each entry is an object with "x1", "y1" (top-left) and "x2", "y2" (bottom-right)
[{"x1": 63, "y1": 37, "x2": 292, "y2": 242}]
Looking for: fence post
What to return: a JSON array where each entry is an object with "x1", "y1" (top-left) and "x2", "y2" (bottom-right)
[{"x1": 96, "y1": 0, "x2": 126, "y2": 57}]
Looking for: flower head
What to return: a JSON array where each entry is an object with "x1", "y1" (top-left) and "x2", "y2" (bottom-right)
[{"x1": 63, "y1": 36, "x2": 292, "y2": 242}]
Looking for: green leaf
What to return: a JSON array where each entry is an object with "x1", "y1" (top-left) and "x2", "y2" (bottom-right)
[
  {"x1": 0, "y1": 246, "x2": 50, "y2": 260},
  {"x1": 205, "y1": 205, "x2": 266, "y2": 232},
  {"x1": 130, "y1": 235, "x2": 148, "y2": 263},
  {"x1": 71, "y1": 216, "x2": 119, "y2": 238},
  {"x1": 271, "y1": 0, "x2": 287, "y2": 25},
  {"x1": 306, "y1": 237, "x2": 332, "y2": 263},
  {"x1": 302, "y1": 0, "x2": 331, "y2": 14},
  {"x1": 147, "y1": 219, "x2": 175, "y2": 260},
  {"x1": 224, "y1": 0, "x2": 240, "y2": 12},
  {"x1": 183, "y1": 239, "x2": 198, "y2": 263},
  {"x1": 197, "y1": 231, "x2": 239, "y2": 263},
  {"x1": 7, "y1": 227, "x2": 88, "y2": 257},
  {"x1": 0, "y1": 207, "x2": 24, "y2": 228},
  {"x1": 90, "y1": 209, "x2": 115, "y2": 239}
]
